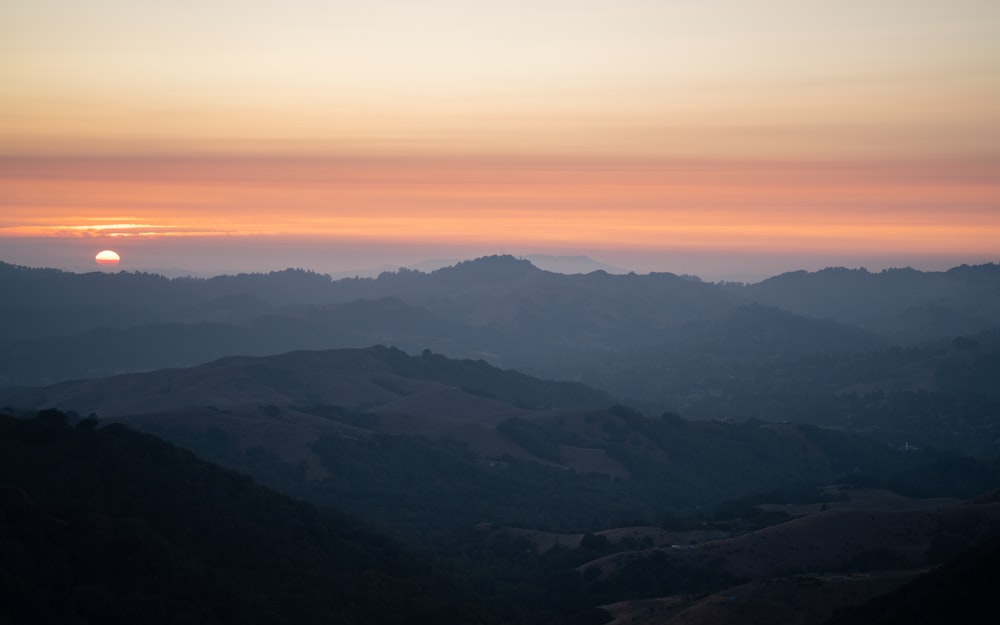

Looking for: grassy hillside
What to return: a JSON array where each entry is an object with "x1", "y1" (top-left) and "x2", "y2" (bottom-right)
[
  {"x1": 825, "y1": 532, "x2": 1000, "y2": 625},
  {"x1": 4, "y1": 348, "x2": 975, "y2": 550}
]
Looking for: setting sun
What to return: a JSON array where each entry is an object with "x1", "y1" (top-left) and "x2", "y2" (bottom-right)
[{"x1": 95, "y1": 249, "x2": 121, "y2": 265}]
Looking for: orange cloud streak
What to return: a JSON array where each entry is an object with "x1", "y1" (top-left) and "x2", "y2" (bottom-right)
[{"x1": 2, "y1": 156, "x2": 997, "y2": 256}]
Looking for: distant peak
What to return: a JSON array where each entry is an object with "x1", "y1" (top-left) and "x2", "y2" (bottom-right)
[
  {"x1": 434, "y1": 255, "x2": 539, "y2": 278},
  {"x1": 522, "y1": 254, "x2": 624, "y2": 275}
]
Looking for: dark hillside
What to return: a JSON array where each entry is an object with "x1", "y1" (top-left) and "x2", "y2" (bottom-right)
[
  {"x1": 0, "y1": 298, "x2": 500, "y2": 386},
  {"x1": 0, "y1": 345, "x2": 611, "y2": 417},
  {"x1": 0, "y1": 262, "x2": 335, "y2": 341},
  {"x1": 0, "y1": 349, "x2": 959, "y2": 547},
  {"x1": 735, "y1": 263, "x2": 1000, "y2": 341},
  {"x1": 583, "y1": 329, "x2": 1000, "y2": 455},
  {"x1": 825, "y1": 533, "x2": 1000, "y2": 625},
  {"x1": 0, "y1": 410, "x2": 490, "y2": 625}
]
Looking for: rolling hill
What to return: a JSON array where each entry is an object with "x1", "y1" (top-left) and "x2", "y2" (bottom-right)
[
  {"x1": 3, "y1": 258, "x2": 997, "y2": 422},
  {"x1": 0, "y1": 410, "x2": 493, "y2": 625},
  {"x1": 1, "y1": 347, "x2": 970, "y2": 546}
]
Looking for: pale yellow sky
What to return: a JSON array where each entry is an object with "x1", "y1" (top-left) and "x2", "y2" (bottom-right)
[{"x1": 2, "y1": 1, "x2": 999, "y2": 157}]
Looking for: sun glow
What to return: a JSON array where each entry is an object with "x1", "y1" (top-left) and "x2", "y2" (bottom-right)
[{"x1": 94, "y1": 249, "x2": 120, "y2": 265}]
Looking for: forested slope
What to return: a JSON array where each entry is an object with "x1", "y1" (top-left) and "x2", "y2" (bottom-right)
[{"x1": 0, "y1": 410, "x2": 491, "y2": 625}]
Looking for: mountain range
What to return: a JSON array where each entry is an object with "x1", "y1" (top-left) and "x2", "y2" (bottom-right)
[
  {"x1": 3, "y1": 256, "x2": 998, "y2": 453},
  {"x1": 1, "y1": 345, "x2": 989, "y2": 541},
  {"x1": 2, "y1": 255, "x2": 1000, "y2": 624}
]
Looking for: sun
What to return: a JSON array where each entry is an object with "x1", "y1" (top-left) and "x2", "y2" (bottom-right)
[{"x1": 95, "y1": 250, "x2": 121, "y2": 265}]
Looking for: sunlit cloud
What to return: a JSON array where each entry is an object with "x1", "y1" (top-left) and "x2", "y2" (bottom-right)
[
  {"x1": 63, "y1": 223, "x2": 159, "y2": 232},
  {"x1": 0, "y1": 222, "x2": 244, "y2": 238}
]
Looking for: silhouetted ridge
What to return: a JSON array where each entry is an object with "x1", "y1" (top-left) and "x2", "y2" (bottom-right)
[
  {"x1": 735, "y1": 263, "x2": 1000, "y2": 338},
  {"x1": 947, "y1": 261, "x2": 1000, "y2": 282},
  {"x1": 0, "y1": 345, "x2": 613, "y2": 418},
  {"x1": 3, "y1": 259, "x2": 998, "y2": 413},
  {"x1": 433, "y1": 255, "x2": 540, "y2": 280}
]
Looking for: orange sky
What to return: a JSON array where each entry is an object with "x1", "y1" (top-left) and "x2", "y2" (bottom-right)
[
  {"x1": 1, "y1": 2, "x2": 999, "y2": 277},
  {"x1": 3, "y1": 155, "x2": 997, "y2": 264}
]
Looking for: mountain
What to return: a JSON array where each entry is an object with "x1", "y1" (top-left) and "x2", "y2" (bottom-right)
[
  {"x1": 0, "y1": 257, "x2": 762, "y2": 386},
  {"x1": 0, "y1": 256, "x2": 739, "y2": 385},
  {"x1": 5, "y1": 259, "x2": 997, "y2": 346},
  {"x1": 7, "y1": 406, "x2": 995, "y2": 625},
  {"x1": 0, "y1": 410, "x2": 491, "y2": 625},
  {"x1": 826, "y1": 530, "x2": 1000, "y2": 625},
  {"x1": 324, "y1": 254, "x2": 618, "y2": 279},
  {"x1": 731, "y1": 264, "x2": 1000, "y2": 341},
  {"x1": 605, "y1": 330, "x2": 1000, "y2": 454},
  {"x1": 582, "y1": 495, "x2": 1000, "y2": 591},
  {"x1": 1, "y1": 344, "x2": 610, "y2": 419},
  {"x1": 2, "y1": 257, "x2": 998, "y2": 447},
  {"x1": 5, "y1": 256, "x2": 1000, "y2": 624},
  {"x1": 1, "y1": 347, "x2": 969, "y2": 547},
  {"x1": 0, "y1": 298, "x2": 504, "y2": 386},
  {"x1": 470, "y1": 483, "x2": 1000, "y2": 625},
  {"x1": 523, "y1": 255, "x2": 625, "y2": 274},
  {"x1": 4, "y1": 345, "x2": 999, "y2": 624}
]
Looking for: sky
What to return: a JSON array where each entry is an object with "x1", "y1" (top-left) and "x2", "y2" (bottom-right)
[{"x1": 2, "y1": 1, "x2": 999, "y2": 280}]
